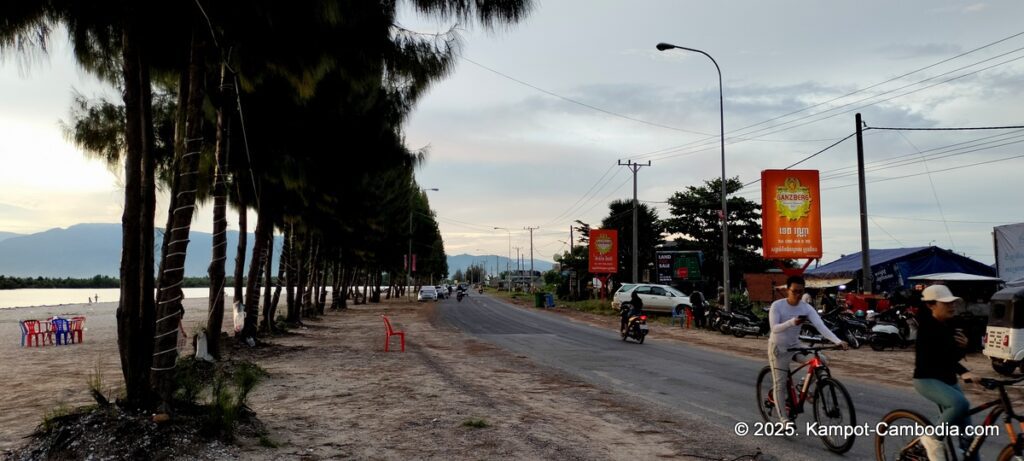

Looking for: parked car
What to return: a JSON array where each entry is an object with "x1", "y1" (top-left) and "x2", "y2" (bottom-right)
[
  {"x1": 417, "y1": 286, "x2": 438, "y2": 302},
  {"x1": 434, "y1": 285, "x2": 447, "y2": 299},
  {"x1": 611, "y1": 283, "x2": 691, "y2": 314}
]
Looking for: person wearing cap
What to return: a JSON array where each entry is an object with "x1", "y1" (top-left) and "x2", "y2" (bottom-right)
[{"x1": 914, "y1": 284, "x2": 976, "y2": 461}]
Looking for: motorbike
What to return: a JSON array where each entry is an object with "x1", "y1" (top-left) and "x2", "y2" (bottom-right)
[
  {"x1": 729, "y1": 306, "x2": 771, "y2": 338},
  {"x1": 868, "y1": 305, "x2": 918, "y2": 351},
  {"x1": 620, "y1": 307, "x2": 649, "y2": 344},
  {"x1": 801, "y1": 309, "x2": 869, "y2": 349},
  {"x1": 456, "y1": 291, "x2": 465, "y2": 302}
]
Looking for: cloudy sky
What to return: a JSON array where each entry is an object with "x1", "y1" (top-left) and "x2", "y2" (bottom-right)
[{"x1": 2, "y1": 1, "x2": 1023, "y2": 269}]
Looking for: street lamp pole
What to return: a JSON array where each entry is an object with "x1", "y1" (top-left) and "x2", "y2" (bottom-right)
[
  {"x1": 494, "y1": 227, "x2": 512, "y2": 291},
  {"x1": 657, "y1": 42, "x2": 730, "y2": 312}
]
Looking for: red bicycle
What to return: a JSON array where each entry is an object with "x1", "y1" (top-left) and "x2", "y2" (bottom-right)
[{"x1": 755, "y1": 345, "x2": 857, "y2": 453}]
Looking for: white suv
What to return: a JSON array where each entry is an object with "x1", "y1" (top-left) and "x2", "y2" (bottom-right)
[{"x1": 611, "y1": 283, "x2": 691, "y2": 314}]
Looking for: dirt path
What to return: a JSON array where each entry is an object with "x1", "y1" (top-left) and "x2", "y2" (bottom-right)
[{"x1": 230, "y1": 302, "x2": 768, "y2": 460}]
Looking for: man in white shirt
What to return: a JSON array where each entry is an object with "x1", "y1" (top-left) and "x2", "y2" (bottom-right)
[{"x1": 768, "y1": 275, "x2": 848, "y2": 423}]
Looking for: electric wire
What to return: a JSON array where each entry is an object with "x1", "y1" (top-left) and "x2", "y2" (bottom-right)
[{"x1": 895, "y1": 131, "x2": 955, "y2": 250}]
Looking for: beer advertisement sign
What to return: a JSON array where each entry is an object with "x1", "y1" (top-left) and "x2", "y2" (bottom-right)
[
  {"x1": 761, "y1": 170, "x2": 823, "y2": 259},
  {"x1": 588, "y1": 229, "x2": 619, "y2": 273}
]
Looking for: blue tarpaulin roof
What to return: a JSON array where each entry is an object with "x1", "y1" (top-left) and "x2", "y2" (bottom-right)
[{"x1": 806, "y1": 246, "x2": 996, "y2": 291}]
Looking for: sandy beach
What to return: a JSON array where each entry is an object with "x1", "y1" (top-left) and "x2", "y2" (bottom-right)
[{"x1": 1, "y1": 297, "x2": 772, "y2": 460}]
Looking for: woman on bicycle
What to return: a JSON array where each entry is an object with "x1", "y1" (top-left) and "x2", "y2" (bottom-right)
[
  {"x1": 768, "y1": 275, "x2": 848, "y2": 424},
  {"x1": 914, "y1": 284, "x2": 976, "y2": 461}
]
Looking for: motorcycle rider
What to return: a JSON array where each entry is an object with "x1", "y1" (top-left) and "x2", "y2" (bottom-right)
[
  {"x1": 621, "y1": 290, "x2": 644, "y2": 333},
  {"x1": 768, "y1": 276, "x2": 848, "y2": 424}
]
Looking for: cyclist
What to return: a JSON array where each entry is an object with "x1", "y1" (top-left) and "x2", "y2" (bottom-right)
[
  {"x1": 914, "y1": 284, "x2": 976, "y2": 461},
  {"x1": 768, "y1": 275, "x2": 848, "y2": 424}
]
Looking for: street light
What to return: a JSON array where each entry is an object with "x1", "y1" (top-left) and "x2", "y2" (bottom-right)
[
  {"x1": 494, "y1": 227, "x2": 512, "y2": 291},
  {"x1": 409, "y1": 187, "x2": 439, "y2": 299},
  {"x1": 656, "y1": 42, "x2": 731, "y2": 312}
]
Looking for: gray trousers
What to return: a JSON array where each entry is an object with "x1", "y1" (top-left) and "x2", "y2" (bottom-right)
[{"x1": 767, "y1": 344, "x2": 817, "y2": 422}]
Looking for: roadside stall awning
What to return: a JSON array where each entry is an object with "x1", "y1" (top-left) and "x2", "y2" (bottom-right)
[
  {"x1": 907, "y1": 273, "x2": 1004, "y2": 282},
  {"x1": 777, "y1": 278, "x2": 853, "y2": 289}
]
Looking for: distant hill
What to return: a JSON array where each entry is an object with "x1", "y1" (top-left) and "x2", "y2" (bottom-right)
[
  {"x1": 0, "y1": 232, "x2": 22, "y2": 243},
  {"x1": 0, "y1": 223, "x2": 281, "y2": 278},
  {"x1": 446, "y1": 253, "x2": 553, "y2": 277}
]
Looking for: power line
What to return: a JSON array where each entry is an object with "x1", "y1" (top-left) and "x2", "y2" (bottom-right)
[
  {"x1": 461, "y1": 56, "x2": 714, "y2": 137},
  {"x1": 895, "y1": 131, "x2": 955, "y2": 251},
  {"x1": 742, "y1": 132, "x2": 858, "y2": 188},
  {"x1": 867, "y1": 125, "x2": 1024, "y2": 131},
  {"x1": 821, "y1": 152, "x2": 1024, "y2": 191}
]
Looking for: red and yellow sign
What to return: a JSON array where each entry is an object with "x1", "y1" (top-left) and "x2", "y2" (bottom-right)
[
  {"x1": 588, "y1": 229, "x2": 618, "y2": 273},
  {"x1": 761, "y1": 170, "x2": 822, "y2": 259}
]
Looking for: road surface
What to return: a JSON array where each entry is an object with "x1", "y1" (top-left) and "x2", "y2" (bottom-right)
[{"x1": 437, "y1": 292, "x2": 1004, "y2": 460}]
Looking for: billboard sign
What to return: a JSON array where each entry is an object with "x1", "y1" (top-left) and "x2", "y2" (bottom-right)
[
  {"x1": 588, "y1": 229, "x2": 618, "y2": 273},
  {"x1": 995, "y1": 222, "x2": 1024, "y2": 282},
  {"x1": 761, "y1": 170, "x2": 823, "y2": 259},
  {"x1": 656, "y1": 251, "x2": 703, "y2": 283}
]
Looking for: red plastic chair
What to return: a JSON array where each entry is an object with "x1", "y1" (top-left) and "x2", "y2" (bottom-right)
[
  {"x1": 20, "y1": 320, "x2": 44, "y2": 347},
  {"x1": 38, "y1": 319, "x2": 54, "y2": 345},
  {"x1": 382, "y1": 315, "x2": 405, "y2": 352},
  {"x1": 69, "y1": 316, "x2": 86, "y2": 344}
]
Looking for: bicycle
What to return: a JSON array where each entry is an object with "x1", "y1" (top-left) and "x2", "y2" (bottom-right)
[
  {"x1": 755, "y1": 345, "x2": 857, "y2": 453},
  {"x1": 875, "y1": 375, "x2": 1024, "y2": 461}
]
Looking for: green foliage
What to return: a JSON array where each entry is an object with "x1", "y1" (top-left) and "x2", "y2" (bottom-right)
[
  {"x1": 41, "y1": 404, "x2": 72, "y2": 432},
  {"x1": 462, "y1": 418, "x2": 489, "y2": 428},
  {"x1": 232, "y1": 362, "x2": 268, "y2": 407},
  {"x1": 259, "y1": 436, "x2": 279, "y2": 448},
  {"x1": 274, "y1": 315, "x2": 290, "y2": 333},
  {"x1": 601, "y1": 200, "x2": 664, "y2": 282},
  {"x1": 664, "y1": 177, "x2": 773, "y2": 289},
  {"x1": 0, "y1": 275, "x2": 236, "y2": 290},
  {"x1": 172, "y1": 358, "x2": 266, "y2": 440}
]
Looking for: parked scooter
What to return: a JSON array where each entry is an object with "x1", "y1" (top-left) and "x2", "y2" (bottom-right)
[
  {"x1": 620, "y1": 307, "x2": 649, "y2": 344},
  {"x1": 802, "y1": 309, "x2": 869, "y2": 349},
  {"x1": 868, "y1": 305, "x2": 918, "y2": 351},
  {"x1": 730, "y1": 306, "x2": 771, "y2": 338}
]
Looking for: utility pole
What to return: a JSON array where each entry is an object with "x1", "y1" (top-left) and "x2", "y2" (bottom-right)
[
  {"x1": 513, "y1": 246, "x2": 522, "y2": 289},
  {"x1": 855, "y1": 113, "x2": 872, "y2": 293},
  {"x1": 524, "y1": 226, "x2": 538, "y2": 289},
  {"x1": 618, "y1": 159, "x2": 651, "y2": 283}
]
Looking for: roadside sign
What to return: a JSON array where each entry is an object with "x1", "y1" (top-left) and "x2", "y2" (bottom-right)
[
  {"x1": 588, "y1": 229, "x2": 618, "y2": 273},
  {"x1": 761, "y1": 169, "x2": 823, "y2": 259}
]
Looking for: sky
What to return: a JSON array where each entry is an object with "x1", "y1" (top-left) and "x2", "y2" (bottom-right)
[{"x1": 2, "y1": 1, "x2": 1024, "y2": 269}]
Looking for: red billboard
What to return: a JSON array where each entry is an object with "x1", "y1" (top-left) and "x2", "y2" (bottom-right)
[
  {"x1": 760, "y1": 169, "x2": 823, "y2": 259},
  {"x1": 588, "y1": 229, "x2": 618, "y2": 273}
]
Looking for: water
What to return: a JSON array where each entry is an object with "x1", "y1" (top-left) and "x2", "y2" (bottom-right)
[
  {"x1": 0, "y1": 286, "x2": 391, "y2": 309},
  {"x1": 0, "y1": 287, "x2": 243, "y2": 309}
]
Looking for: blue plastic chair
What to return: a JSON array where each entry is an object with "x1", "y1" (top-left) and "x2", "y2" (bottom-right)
[
  {"x1": 669, "y1": 306, "x2": 686, "y2": 326},
  {"x1": 51, "y1": 318, "x2": 72, "y2": 345}
]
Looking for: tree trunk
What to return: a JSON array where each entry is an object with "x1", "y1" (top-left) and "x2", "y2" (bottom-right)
[
  {"x1": 329, "y1": 260, "x2": 341, "y2": 309},
  {"x1": 116, "y1": 18, "x2": 157, "y2": 410},
  {"x1": 317, "y1": 264, "x2": 328, "y2": 314},
  {"x1": 302, "y1": 240, "x2": 318, "y2": 314},
  {"x1": 241, "y1": 204, "x2": 271, "y2": 340},
  {"x1": 152, "y1": 30, "x2": 206, "y2": 407},
  {"x1": 261, "y1": 237, "x2": 274, "y2": 333},
  {"x1": 206, "y1": 60, "x2": 232, "y2": 360},
  {"x1": 281, "y1": 223, "x2": 293, "y2": 317},
  {"x1": 232, "y1": 189, "x2": 247, "y2": 304},
  {"x1": 289, "y1": 231, "x2": 307, "y2": 323}
]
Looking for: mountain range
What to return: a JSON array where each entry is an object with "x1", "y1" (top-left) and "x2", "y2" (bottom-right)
[
  {"x1": 445, "y1": 253, "x2": 553, "y2": 276},
  {"x1": 0, "y1": 224, "x2": 553, "y2": 278},
  {"x1": 0, "y1": 223, "x2": 279, "y2": 278}
]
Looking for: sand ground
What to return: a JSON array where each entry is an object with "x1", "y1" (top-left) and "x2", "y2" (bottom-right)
[{"x1": 0, "y1": 294, "x2": 1016, "y2": 460}]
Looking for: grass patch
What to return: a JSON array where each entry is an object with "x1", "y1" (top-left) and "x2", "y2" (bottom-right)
[
  {"x1": 41, "y1": 403, "x2": 72, "y2": 432},
  {"x1": 259, "y1": 435, "x2": 279, "y2": 448},
  {"x1": 462, "y1": 418, "x2": 489, "y2": 429}
]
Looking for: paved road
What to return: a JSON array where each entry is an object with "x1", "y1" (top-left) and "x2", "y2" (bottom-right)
[{"x1": 437, "y1": 292, "x2": 1005, "y2": 460}]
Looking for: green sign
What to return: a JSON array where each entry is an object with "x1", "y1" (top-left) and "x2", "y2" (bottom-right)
[{"x1": 656, "y1": 251, "x2": 703, "y2": 283}]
